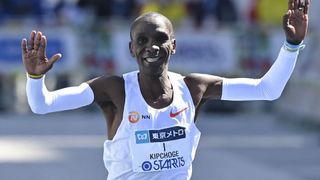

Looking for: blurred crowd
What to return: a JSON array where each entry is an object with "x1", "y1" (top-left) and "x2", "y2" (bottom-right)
[
  {"x1": 0, "y1": 0, "x2": 292, "y2": 76},
  {"x1": 0, "y1": 0, "x2": 293, "y2": 28},
  {"x1": 0, "y1": 0, "x2": 239, "y2": 28}
]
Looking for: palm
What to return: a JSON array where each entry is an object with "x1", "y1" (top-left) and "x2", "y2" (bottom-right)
[
  {"x1": 21, "y1": 31, "x2": 61, "y2": 76},
  {"x1": 23, "y1": 46, "x2": 50, "y2": 75}
]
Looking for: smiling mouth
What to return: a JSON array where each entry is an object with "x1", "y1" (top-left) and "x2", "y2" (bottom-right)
[{"x1": 144, "y1": 57, "x2": 160, "y2": 63}]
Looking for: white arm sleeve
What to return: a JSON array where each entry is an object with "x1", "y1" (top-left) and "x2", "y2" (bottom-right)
[
  {"x1": 26, "y1": 75, "x2": 94, "y2": 114},
  {"x1": 221, "y1": 44, "x2": 300, "y2": 101}
]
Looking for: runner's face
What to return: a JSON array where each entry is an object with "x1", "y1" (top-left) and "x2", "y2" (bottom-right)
[{"x1": 130, "y1": 17, "x2": 175, "y2": 76}]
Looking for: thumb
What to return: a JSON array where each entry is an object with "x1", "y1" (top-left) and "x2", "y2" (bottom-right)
[
  {"x1": 48, "y1": 53, "x2": 62, "y2": 67},
  {"x1": 282, "y1": 10, "x2": 291, "y2": 29},
  {"x1": 282, "y1": 10, "x2": 295, "y2": 38}
]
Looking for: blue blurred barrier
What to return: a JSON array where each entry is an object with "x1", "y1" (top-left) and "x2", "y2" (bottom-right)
[{"x1": 0, "y1": 28, "x2": 78, "y2": 74}]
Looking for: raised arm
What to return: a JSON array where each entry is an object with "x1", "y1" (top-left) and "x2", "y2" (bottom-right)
[
  {"x1": 222, "y1": 0, "x2": 309, "y2": 100},
  {"x1": 22, "y1": 31, "x2": 94, "y2": 114},
  {"x1": 185, "y1": 0, "x2": 310, "y2": 107}
]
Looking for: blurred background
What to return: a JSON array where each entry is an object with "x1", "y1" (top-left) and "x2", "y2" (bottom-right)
[{"x1": 1, "y1": 0, "x2": 320, "y2": 180}]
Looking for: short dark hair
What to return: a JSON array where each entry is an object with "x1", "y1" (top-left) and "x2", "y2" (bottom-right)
[{"x1": 130, "y1": 12, "x2": 174, "y2": 40}]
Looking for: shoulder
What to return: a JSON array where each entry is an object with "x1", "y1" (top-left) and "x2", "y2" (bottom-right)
[
  {"x1": 86, "y1": 75, "x2": 124, "y2": 103},
  {"x1": 183, "y1": 73, "x2": 223, "y2": 101},
  {"x1": 87, "y1": 75, "x2": 124, "y2": 90},
  {"x1": 183, "y1": 73, "x2": 207, "y2": 87},
  {"x1": 184, "y1": 73, "x2": 223, "y2": 86},
  {"x1": 183, "y1": 73, "x2": 207, "y2": 96}
]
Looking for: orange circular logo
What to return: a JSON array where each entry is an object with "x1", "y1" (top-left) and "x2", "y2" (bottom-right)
[{"x1": 128, "y1": 111, "x2": 140, "y2": 123}]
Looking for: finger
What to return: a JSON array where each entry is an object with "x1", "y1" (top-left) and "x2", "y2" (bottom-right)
[
  {"x1": 283, "y1": 10, "x2": 291, "y2": 23},
  {"x1": 38, "y1": 35, "x2": 47, "y2": 57},
  {"x1": 48, "y1": 53, "x2": 62, "y2": 67},
  {"x1": 288, "y1": 0, "x2": 294, "y2": 10},
  {"x1": 28, "y1": 30, "x2": 36, "y2": 50},
  {"x1": 298, "y1": 0, "x2": 305, "y2": 12},
  {"x1": 34, "y1": 31, "x2": 42, "y2": 51},
  {"x1": 304, "y1": 0, "x2": 310, "y2": 14},
  {"x1": 283, "y1": 10, "x2": 291, "y2": 29},
  {"x1": 294, "y1": 0, "x2": 299, "y2": 9},
  {"x1": 21, "y1": 38, "x2": 28, "y2": 55}
]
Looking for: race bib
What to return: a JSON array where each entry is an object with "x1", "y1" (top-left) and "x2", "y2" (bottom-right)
[{"x1": 130, "y1": 126, "x2": 192, "y2": 172}]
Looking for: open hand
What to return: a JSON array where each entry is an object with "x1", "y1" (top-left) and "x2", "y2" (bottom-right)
[
  {"x1": 283, "y1": 0, "x2": 310, "y2": 45},
  {"x1": 21, "y1": 31, "x2": 62, "y2": 77}
]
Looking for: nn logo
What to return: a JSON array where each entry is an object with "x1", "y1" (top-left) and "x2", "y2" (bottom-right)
[
  {"x1": 141, "y1": 115, "x2": 151, "y2": 119},
  {"x1": 128, "y1": 111, "x2": 151, "y2": 123}
]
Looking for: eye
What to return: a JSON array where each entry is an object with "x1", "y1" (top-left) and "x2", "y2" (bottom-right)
[
  {"x1": 156, "y1": 33, "x2": 169, "y2": 44},
  {"x1": 137, "y1": 36, "x2": 148, "y2": 45}
]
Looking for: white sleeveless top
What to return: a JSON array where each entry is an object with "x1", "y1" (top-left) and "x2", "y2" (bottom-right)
[{"x1": 103, "y1": 71, "x2": 201, "y2": 180}]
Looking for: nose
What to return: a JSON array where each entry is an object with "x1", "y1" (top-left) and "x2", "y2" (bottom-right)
[{"x1": 146, "y1": 45, "x2": 160, "y2": 55}]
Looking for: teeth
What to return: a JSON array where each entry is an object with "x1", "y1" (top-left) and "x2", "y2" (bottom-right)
[{"x1": 145, "y1": 57, "x2": 159, "y2": 63}]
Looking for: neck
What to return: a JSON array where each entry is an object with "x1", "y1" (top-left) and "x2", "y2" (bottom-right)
[
  {"x1": 139, "y1": 70, "x2": 167, "y2": 82},
  {"x1": 138, "y1": 71, "x2": 173, "y2": 108}
]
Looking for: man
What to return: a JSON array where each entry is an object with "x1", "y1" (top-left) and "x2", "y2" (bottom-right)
[{"x1": 22, "y1": 0, "x2": 309, "y2": 179}]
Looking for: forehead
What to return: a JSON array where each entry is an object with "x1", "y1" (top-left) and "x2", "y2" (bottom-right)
[{"x1": 131, "y1": 16, "x2": 172, "y2": 38}]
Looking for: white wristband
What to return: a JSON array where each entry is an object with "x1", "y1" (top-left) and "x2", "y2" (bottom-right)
[{"x1": 283, "y1": 41, "x2": 305, "y2": 52}]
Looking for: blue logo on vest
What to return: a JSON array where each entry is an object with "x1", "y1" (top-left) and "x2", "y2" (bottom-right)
[{"x1": 135, "y1": 131, "x2": 150, "y2": 144}]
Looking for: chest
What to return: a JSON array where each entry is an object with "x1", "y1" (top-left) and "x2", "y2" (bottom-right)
[{"x1": 127, "y1": 106, "x2": 190, "y2": 130}]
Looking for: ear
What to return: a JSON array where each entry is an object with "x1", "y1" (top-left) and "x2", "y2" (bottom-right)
[
  {"x1": 171, "y1": 39, "x2": 176, "y2": 54},
  {"x1": 129, "y1": 41, "x2": 135, "y2": 57}
]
